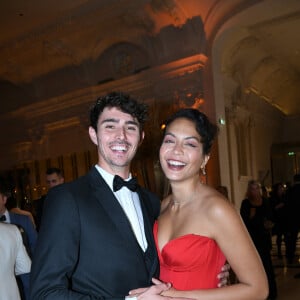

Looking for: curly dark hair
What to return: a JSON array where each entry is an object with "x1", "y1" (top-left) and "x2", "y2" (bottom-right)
[
  {"x1": 162, "y1": 108, "x2": 219, "y2": 155},
  {"x1": 89, "y1": 92, "x2": 148, "y2": 132}
]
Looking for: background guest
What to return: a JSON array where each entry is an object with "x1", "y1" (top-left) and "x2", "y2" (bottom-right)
[
  {"x1": 0, "y1": 222, "x2": 31, "y2": 300},
  {"x1": 33, "y1": 167, "x2": 64, "y2": 231},
  {"x1": 0, "y1": 178, "x2": 37, "y2": 300},
  {"x1": 240, "y1": 180, "x2": 277, "y2": 300},
  {"x1": 285, "y1": 174, "x2": 300, "y2": 265},
  {"x1": 269, "y1": 182, "x2": 288, "y2": 259}
]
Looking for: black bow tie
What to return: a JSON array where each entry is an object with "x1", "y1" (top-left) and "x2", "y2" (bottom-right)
[
  {"x1": 113, "y1": 175, "x2": 138, "y2": 192},
  {"x1": 0, "y1": 215, "x2": 6, "y2": 222}
]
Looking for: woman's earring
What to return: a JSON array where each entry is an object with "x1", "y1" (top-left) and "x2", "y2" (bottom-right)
[{"x1": 201, "y1": 166, "x2": 206, "y2": 175}]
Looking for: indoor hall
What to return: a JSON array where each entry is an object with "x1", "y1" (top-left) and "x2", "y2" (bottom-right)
[{"x1": 0, "y1": 1, "x2": 300, "y2": 299}]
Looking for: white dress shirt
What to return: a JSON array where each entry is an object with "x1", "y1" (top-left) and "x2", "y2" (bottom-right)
[{"x1": 95, "y1": 165, "x2": 148, "y2": 252}]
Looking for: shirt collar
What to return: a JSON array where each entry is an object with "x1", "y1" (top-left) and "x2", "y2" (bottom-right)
[
  {"x1": 3, "y1": 209, "x2": 10, "y2": 223},
  {"x1": 94, "y1": 164, "x2": 132, "y2": 191}
]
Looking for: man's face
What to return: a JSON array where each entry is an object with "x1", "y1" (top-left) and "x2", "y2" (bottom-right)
[
  {"x1": 89, "y1": 107, "x2": 144, "y2": 175},
  {"x1": 46, "y1": 173, "x2": 64, "y2": 189},
  {"x1": 0, "y1": 193, "x2": 7, "y2": 214}
]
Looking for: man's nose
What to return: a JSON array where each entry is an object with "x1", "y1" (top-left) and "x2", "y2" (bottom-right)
[{"x1": 116, "y1": 127, "x2": 126, "y2": 139}]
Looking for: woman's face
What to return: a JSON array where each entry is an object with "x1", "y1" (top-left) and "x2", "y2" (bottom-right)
[
  {"x1": 159, "y1": 117, "x2": 208, "y2": 182},
  {"x1": 277, "y1": 185, "x2": 284, "y2": 197},
  {"x1": 249, "y1": 183, "x2": 261, "y2": 197}
]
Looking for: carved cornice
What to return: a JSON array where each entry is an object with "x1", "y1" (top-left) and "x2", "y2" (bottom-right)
[
  {"x1": 149, "y1": 0, "x2": 184, "y2": 26},
  {"x1": 9, "y1": 54, "x2": 207, "y2": 120},
  {"x1": 44, "y1": 117, "x2": 81, "y2": 132},
  {"x1": 12, "y1": 142, "x2": 33, "y2": 162}
]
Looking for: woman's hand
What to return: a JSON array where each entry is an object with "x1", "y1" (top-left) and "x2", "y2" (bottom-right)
[{"x1": 127, "y1": 278, "x2": 172, "y2": 299}]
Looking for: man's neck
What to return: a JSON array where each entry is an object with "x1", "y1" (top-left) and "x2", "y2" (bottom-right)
[{"x1": 96, "y1": 163, "x2": 130, "y2": 179}]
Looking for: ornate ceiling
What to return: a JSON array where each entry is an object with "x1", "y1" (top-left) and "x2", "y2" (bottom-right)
[{"x1": 0, "y1": 0, "x2": 300, "y2": 116}]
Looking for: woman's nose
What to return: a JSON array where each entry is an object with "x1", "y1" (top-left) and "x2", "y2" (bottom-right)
[{"x1": 173, "y1": 143, "x2": 183, "y2": 154}]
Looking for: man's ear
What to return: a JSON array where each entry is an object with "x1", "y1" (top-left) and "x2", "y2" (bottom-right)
[
  {"x1": 139, "y1": 131, "x2": 145, "y2": 146},
  {"x1": 89, "y1": 126, "x2": 98, "y2": 146}
]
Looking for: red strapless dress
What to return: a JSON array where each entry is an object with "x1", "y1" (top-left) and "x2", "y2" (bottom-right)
[{"x1": 153, "y1": 221, "x2": 226, "y2": 290}]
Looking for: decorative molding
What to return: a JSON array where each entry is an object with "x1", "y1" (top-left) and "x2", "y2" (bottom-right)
[
  {"x1": 44, "y1": 117, "x2": 81, "y2": 132},
  {"x1": 150, "y1": 0, "x2": 183, "y2": 26},
  {"x1": 43, "y1": 40, "x2": 80, "y2": 65},
  {"x1": 119, "y1": 9, "x2": 154, "y2": 32},
  {"x1": 9, "y1": 54, "x2": 207, "y2": 120},
  {"x1": 12, "y1": 142, "x2": 33, "y2": 162}
]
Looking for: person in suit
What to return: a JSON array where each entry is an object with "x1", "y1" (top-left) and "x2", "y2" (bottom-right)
[
  {"x1": 33, "y1": 167, "x2": 65, "y2": 231},
  {"x1": 30, "y1": 92, "x2": 163, "y2": 299},
  {"x1": 30, "y1": 92, "x2": 229, "y2": 299},
  {"x1": 6, "y1": 195, "x2": 36, "y2": 229},
  {"x1": 0, "y1": 180, "x2": 38, "y2": 300},
  {"x1": 0, "y1": 222, "x2": 31, "y2": 300}
]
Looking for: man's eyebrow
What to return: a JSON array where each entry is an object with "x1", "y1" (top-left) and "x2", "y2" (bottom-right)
[
  {"x1": 126, "y1": 120, "x2": 139, "y2": 126},
  {"x1": 100, "y1": 118, "x2": 139, "y2": 126},
  {"x1": 100, "y1": 118, "x2": 118, "y2": 124}
]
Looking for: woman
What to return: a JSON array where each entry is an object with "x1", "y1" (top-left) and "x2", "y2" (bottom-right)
[
  {"x1": 269, "y1": 182, "x2": 287, "y2": 259},
  {"x1": 241, "y1": 180, "x2": 278, "y2": 300},
  {"x1": 130, "y1": 108, "x2": 268, "y2": 300}
]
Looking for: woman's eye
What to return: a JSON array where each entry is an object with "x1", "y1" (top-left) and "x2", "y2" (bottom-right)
[
  {"x1": 164, "y1": 139, "x2": 174, "y2": 144},
  {"x1": 186, "y1": 143, "x2": 197, "y2": 148}
]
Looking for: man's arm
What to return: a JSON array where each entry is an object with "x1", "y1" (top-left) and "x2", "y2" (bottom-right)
[
  {"x1": 30, "y1": 187, "x2": 86, "y2": 299},
  {"x1": 14, "y1": 225, "x2": 32, "y2": 276},
  {"x1": 30, "y1": 187, "x2": 126, "y2": 300}
]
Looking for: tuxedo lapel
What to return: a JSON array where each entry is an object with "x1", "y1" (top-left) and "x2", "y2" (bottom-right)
[
  {"x1": 88, "y1": 167, "x2": 143, "y2": 253},
  {"x1": 137, "y1": 188, "x2": 159, "y2": 278},
  {"x1": 87, "y1": 167, "x2": 158, "y2": 278}
]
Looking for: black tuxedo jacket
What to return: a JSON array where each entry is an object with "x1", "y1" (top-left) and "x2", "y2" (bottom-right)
[{"x1": 30, "y1": 166, "x2": 160, "y2": 299}]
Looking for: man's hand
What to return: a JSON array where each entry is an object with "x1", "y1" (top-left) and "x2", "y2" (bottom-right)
[{"x1": 217, "y1": 263, "x2": 231, "y2": 287}]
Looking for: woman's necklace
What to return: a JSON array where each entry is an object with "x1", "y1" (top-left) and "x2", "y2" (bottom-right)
[{"x1": 171, "y1": 195, "x2": 194, "y2": 206}]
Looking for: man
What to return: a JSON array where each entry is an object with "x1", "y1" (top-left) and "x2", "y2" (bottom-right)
[
  {"x1": 30, "y1": 92, "x2": 227, "y2": 299},
  {"x1": 0, "y1": 179, "x2": 37, "y2": 300},
  {"x1": 45, "y1": 167, "x2": 65, "y2": 189},
  {"x1": 0, "y1": 222, "x2": 31, "y2": 300},
  {"x1": 34, "y1": 167, "x2": 64, "y2": 231}
]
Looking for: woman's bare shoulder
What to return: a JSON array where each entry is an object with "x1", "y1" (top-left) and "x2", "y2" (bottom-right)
[{"x1": 201, "y1": 186, "x2": 237, "y2": 219}]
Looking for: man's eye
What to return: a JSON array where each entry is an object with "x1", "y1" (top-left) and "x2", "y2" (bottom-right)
[
  {"x1": 105, "y1": 124, "x2": 115, "y2": 129},
  {"x1": 127, "y1": 126, "x2": 137, "y2": 131}
]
